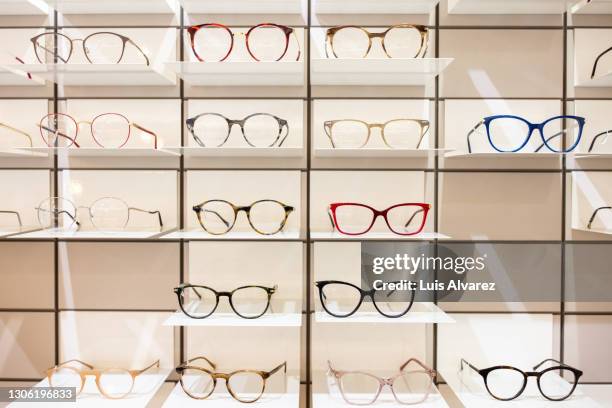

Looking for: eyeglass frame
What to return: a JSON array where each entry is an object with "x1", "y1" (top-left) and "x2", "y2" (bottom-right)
[
  {"x1": 186, "y1": 113, "x2": 290, "y2": 148},
  {"x1": 325, "y1": 24, "x2": 428, "y2": 59},
  {"x1": 0, "y1": 210, "x2": 22, "y2": 227},
  {"x1": 0, "y1": 122, "x2": 33, "y2": 147},
  {"x1": 30, "y1": 31, "x2": 150, "y2": 65},
  {"x1": 176, "y1": 356, "x2": 286, "y2": 403},
  {"x1": 466, "y1": 115, "x2": 585, "y2": 154},
  {"x1": 324, "y1": 119, "x2": 430, "y2": 149},
  {"x1": 587, "y1": 129, "x2": 612, "y2": 153},
  {"x1": 192, "y1": 199, "x2": 294, "y2": 236},
  {"x1": 591, "y1": 46, "x2": 612, "y2": 79},
  {"x1": 46, "y1": 359, "x2": 160, "y2": 399},
  {"x1": 315, "y1": 280, "x2": 416, "y2": 318},
  {"x1": 187, "y1": 23, "x2": 301, "y2": 62},
  {"x1": 587, "y1": 206, "x2": 612, "y2": 229},
  {"x1": 174, "y1": 283, "x2": 277, "y2": 319},
  {"x1": 327, "y1": 358, "x2": 436, "y2": 406}
]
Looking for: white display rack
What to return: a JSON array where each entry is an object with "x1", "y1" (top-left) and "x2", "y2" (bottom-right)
[
  {"x1": 440, "y1": 368, "x2": 603, "y2": 408},
  {"x1": 162, "y1": 375, "x2": 300, "y2": 408},
  {"x1": 10, "y1": 228, "x2": 166, "y2": 240},
  {"x1": 575, "y1": 73, "x2": 612, "y2": 87},
  {"x1": 315, "y1": 302, "x2": 455, "y2": 324},
  {"x1": 314, "y1": 148, "x2": 451, "y2": 158},
  {"x1": 164, "y1": 308, "x2": 302, "y2": 327},
  {"x1": 0, "y1": 226, "x2": 40, "y2": 238},
  {"x1": 9, "y1": 64, "x2": 176, "y2": 86},
  {"x1": 0, "y1": 0, "x2": 49, "y2": 15},
  {"x1": 0, "y1": 148, "x2": 47, "y2": 158},
  {"x1": 572, "y1": 0, "x2": 612, "y2": 13},
  {"x1": 445, "y1": 151, "x2": 562, "y2": 159},
  {"x1": 572, "y1": 227, "x2": 612, "y2": 236},
  {"x1": 447, "y1": 0, "x2": 575, "y2": 14},
  {"x1": 173, "y1": 147, "x2": 304, "y2": 158},
  {"x1": 178, "y1": 0, "x2": 306, "y2": 15},
  {"x1": 8, "y1": 369, "x2": 171, "y2": 408},
  {"x1": 574, "y1": 152, "x2": 612, "y2": 160},
  {"x1": 310, "y1": 231, "x2": 450, "y2": 241},
  {"x1": 166, "y1": 62, "x2": 304, "y2": 87},
  {"x1": 161, "y1": 229, "x2": 302, "y2": 240},
  {"x1": 314, "y1": 0, "x2": 440, "y2": 14},
  {"x1": 311, "y1": 58, "x2": 453, "y2": 86},
  {"x1": 24, "y1": 147, "x2": 180, "y2": 158},
  {"x1": 41, "y1": 0, "x2": 177, "y2": 14},
  {"x1": 0, "y1": 66, "x2": 45, "y2": 86}
]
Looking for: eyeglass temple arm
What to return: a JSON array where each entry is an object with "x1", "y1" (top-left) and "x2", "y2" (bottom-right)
[
  {"x1": 290, "y1": 30, "x2": 301, "y2": 61},
  {"x1": 265, "y1": 361, "x2": 287, "y2": 379},
  {"x1": 278, "y1": 120, "x2": 290, "y2": 147},
  {"x1": 32, "y1": 41, "x2": 69, "y2": 63},
  {"x1": 0, "y1": 210, "x2": 22, "y2": 227},
  {"x1": 128, "y1": 207, "x2": 163, "y2": 228},
  {"x1": 588, "y1": 130, "x2": 612, "y2": 153},
  {"x1": 587, "y1": 206, "x2": 611, "y2": 229},
  {"x1": 131, "y1": 123, "x2": 158, "y2": 149},
  {"x1": 466, "y1": 120, "x2": 484, "y2": 153},
  {"x1": 327, "y1": 206, "x2": 336, "y2": 231},
  {"x1": 0, "y1": 122, "x2": 33, "y2": 147},
  {"x1": 460, "y1": 358, "x2": 480, "y2": 373},
  {"x1": 591, "y1": 46, "x2": 612, "y2": 79},
  {"x1": 400, "y1": 358, "x2": 435, "y2": 375},
  {"x1": 135, "y1": 359, "x2": 160, "y2": 374},
  {"x1": 199, "y1": 208, "x2": 231, "y2": 228},
  {"x1": 37, "y1": 124, "x2": 81, "y2": 148},
  {"x1": 180, "y1": 356, "x2": 217, "y2": 370},
  {"x1": 126, "y1": 38, "x2": 150, "y2": 66},
  {"x1": 36, "y1": 207, "x2": 81, "y2": 228},
  {"x1": 53, "y1": 359, "x2": 95, "y2": 370},
  {"x1": 532, "y1": 358, "x2": 569, "y2": 370},
  {"x1": 416, "y1": 121, "x2": 431, "y2": 149},
  {"x1": 534, "y1": 127, "x2": 575, "y2": 153},
  {"x1": 323, "y1": 121, "x2": 336, "y2": 148},
  {"x1": 404, "y1": 208, "x2": 425, "y2": 228}
]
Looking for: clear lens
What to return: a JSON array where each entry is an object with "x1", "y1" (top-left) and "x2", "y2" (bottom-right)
[
  {"x1": 541, "y1": 117, "x2": 581, "y2": 153},
  {"x1": 319, "y1": 282, "x2": 362, "y2": 316},
  {"x1": 488, "y1": 117, "x2": 531, "y2": 152},
  {"x1": 243, "y1": 114, "x2": 281, "y2": 147},
  {"x1": 98, "y1": 369, "x2": 134, "y2": 399},
  {"x1": 91, "y1": 113, "x2": 130, "y2": 148},
  {"x1": 539, "y1": 368, "x2": 577, "y2": 401},
  {"x1": 192, "y1": 114, "x2": 230, "y2": 147},
  {"x1": 333, "y1": 204, "x2": 375, "y2": 235},
  {"x1": 193, "y1": 25, "x2": 233, "y2": 62},
  {"x1": 331, "y1": 27, "x2": 369, "y2": 59},
  {"x1": 386, "y1": 204, "x2": 426, "y2": 235},
  {"x1": 392, "y1": 370, "x2": 432, "y2": 404},
  {"x1": 372, "y1": 287, "x2": 413, "y2": 317},
  {"x1": 49, "y1": 367, "x2": 82, "y2": 390},
  {"x1": 39, "y1": 113, "x2": 78, "y2": 147},
  {"x1": 486, "y1": 368, "x2": 525, "y2": 401},
  {"x1": 383, "y1": 120, "x2": 423, "y2": 148},
  {"x1": 179, "y1": 286, "x2": 218, "y2": 318},
  {"x1": 227, "y1": 371, "x2": 265, "y2": 403},
  {"x1": 33, "y1": 33, "x2": 71, "y2": 63},
  {"x1": 338, "y1": 372, "x2": 380, "y2": 405},
  {"x1": 231, "y1": 287, "x2": 270, "y2": 318},
  {"x1": 248, "y1": 200, "x2": 288, "y2": 235},
  {"x1": 328, "y1": 120, "x2": 369, "y2": 148},
  {"x1": 247, "y1": 25, "x2": 287, "y2": 61},
  {"x1": 84, "y1": 33, "x2": 125, "y2": 64},
  {"x1": 181, "y1": 369, "x2": 215, "y2": 398},
  {"x1": 383, "y1": 26, "x2": 423, "y2": 58},
  {"x1": 89, "y1": 197, "x2": 129, "y2": 231},
  {"x1": 37, "y1": 197, "x2": 78, "y2": 230},
  {"x1": 199, "y1": 200, "x2": 236, "y2": 234}
]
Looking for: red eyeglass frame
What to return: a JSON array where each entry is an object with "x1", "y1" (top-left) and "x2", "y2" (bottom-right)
[
  {"x1": 187, "y1": 23, "x2": 298, "y2": 62},
  {"x1": 329, "y1": 202, "x2": 430, "y2": 236}
]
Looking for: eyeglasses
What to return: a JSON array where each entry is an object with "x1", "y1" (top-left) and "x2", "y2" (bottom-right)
[
  {"x1": 174, "y1": 283, "x2": 277, "y2": 319},
  {"x1": 46, "y1": 359, "x2": 159, "y2": 399},
  {"x1": 193, "y1": 199, "x2": 294, "y2": 235},
  {"x1": 325, "y1": 24, "x2": 428, "y2": 59},
  {"x1": 188, "y1": 23, "x2": 301, "y2": 62},
  {"x1": 328, "y1": 203, "x2": 430, "y2": 236},
  {"x1": 315, "y1": 280, "x2": 415, "y2": 318},
  {"x1": 466, "y1": 115, "x2": 585, "y2": 153},
  {"x1": 587, "y1": 129, "x2": 612, "y2": 153},
  {"x1": 460, "y1": 358, "x2": 582, "y2": 401},
  {"x1": 0, "y1": 210, "x2": 22, "y2": 227},
  {"x1": 591, "y1": 46, "x2": 612, "y2": 79},
  {"x1": 324, "y1": 119, "x2": 429, "y2": 149},
  {"x1": 328, "y1": 359, "x2": 435, "y2": 405},
  {"x1": 587, "y1": 206, "x2": 612, "y2": 230},
  {"x1": 38, "y1": 113, "x2": 158, "y2": 149},
  {"x1": 31, "y1": 31, "x2": 150, "y2": 65},
  {"x1": 186, "y1": 113, "x2": 289, "y2": 148},
  {"x1": 176, "y1": 356, "x2": 286, "y2": 403},
  {"x1": 36, "y1": 196, "x2": 163, "y2": 231},
  {"x1": 0, "y1": 122, "x2": 33, "y2": 148}
]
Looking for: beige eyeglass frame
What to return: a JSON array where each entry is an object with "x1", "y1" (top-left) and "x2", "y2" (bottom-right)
[
  {"x1": 0, "y1": 122, "x2": 33, "y2": 147},
  {"x1": 324, "y1": 119, "x2": 430, "y2": 149},
  {"x1": 325, "y1": 24, "x2": 429, "y2": 59}
]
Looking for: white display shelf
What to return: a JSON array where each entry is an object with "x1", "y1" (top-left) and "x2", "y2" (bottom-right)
[
  {"x1": 441, "y1": 368, "x2": 602, "y2": 408},
  {"x1": 10, "y1": 228, "x2": 166, "y2": 240},
  {"x1": 311, "y1": 58, "x2": 453, "y2": 86},
  {"x1": 572, "y1": 0, "x2": 612, "y2": 13},
  {"x1": 0, "y1": 66, "x2": 45, "y2": 86},
  {"x1": 311, "y1": 231, "x2": 449, "y2": 241},
  {"x1": 0, "y1": 226, "x2": 40, "y2": 238},
  {"x1": 8, "y1": 369, "x2": 171, "y2": 408},
  {"x1": 11, "y1": 64, "x2": 176, "y2": 86},
  {"x1": 42, "y1": 0, "x2": 176, "y2": 14},
  {"x1": 575, "y1": 72, "x2": 612, "y2": 87},
  {"x1": 314, "y1": 0, "x2": 439, "y2": 14},
  {"x1": 447, "y1": 0, "x2": 575, "y2": 14},
  {"x1": 574, "y1": 152, "x2": 612, "y2": 159},
  {"x1": 0, "y1": 148, "x2": 47, "y2": 157},
  {"x1": 161, "y1": 229, "x2": 302, "y2": 241},
  {"x1": 172, "y1": 147, "x2": 304, "y2": 158},
  {"x1": 164, "y1": 308, "x2": 302, "y2": 327},
  {"x1": 572, "y1": 227, "x2": 612, "y2": 236},
  {"x1": 445, "y1": 151, "x2": 562, "y2": 159},
  {"x1": 314, "y1": 148, "x2": 451, "y2": 158},
  {"x1": 162, "y1": 375, "x2": 300, "y2": 408},
  {"x1": 24, "y1": 147, "x2": 180, "y2": 158},
  {"x1": 166, "y1": 62, "x2": 304, "y2": 86},
  {"x1": 0, "y1": 0, "x2": 49, "y2": 14},
  {"x1": 315, "y1": 302, "x2": 454, "y2": 324},
  {"x1": 581, "y1": 385, "x2": 612, "y2": 407},
  {"x1": 178, "y1": 0, "x2": 305, "y2": 15}
]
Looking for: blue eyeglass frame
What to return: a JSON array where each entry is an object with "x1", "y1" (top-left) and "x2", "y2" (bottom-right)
[{"x1": 467, "y1": 115, "x2": 586, "y2": 153}]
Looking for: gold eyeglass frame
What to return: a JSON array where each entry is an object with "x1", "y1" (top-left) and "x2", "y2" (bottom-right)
[
  {"x1": 324, "y1": 119, "x2": 430, "y2": 149},
  {"x1": 0, "y1": 122, "x2": 33, "y2": 147}
]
